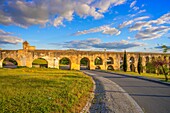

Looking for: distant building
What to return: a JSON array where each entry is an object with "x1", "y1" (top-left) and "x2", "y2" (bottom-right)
[{"x1": 23, "y1": 41, "x2": 36, "y2": 50}]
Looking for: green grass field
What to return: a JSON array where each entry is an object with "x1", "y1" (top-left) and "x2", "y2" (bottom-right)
[
  {"x1": 111, "y1": 70, "x2": 170, "y2": 82},
  {"x1": 0, "y1": 68, "x2": 93, "y2": 113}
]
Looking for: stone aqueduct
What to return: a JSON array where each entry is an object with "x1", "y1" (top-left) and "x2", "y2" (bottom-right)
[{"x1": 0, "y1": 41, "x2": 169, "y2": 72}]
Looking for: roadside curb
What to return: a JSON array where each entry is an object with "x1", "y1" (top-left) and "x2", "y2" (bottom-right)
[
  {"x1": 83, "y1": 71, "x2": 144, "y2": 113},
  {"x1": 94, "y1": 70, "x2": 170, "y2": 86},
  {"x1": 80, "y1": 72, "x2": 96, "y2": 113}
]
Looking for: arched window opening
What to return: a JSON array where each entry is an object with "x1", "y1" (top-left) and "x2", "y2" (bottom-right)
[
  {"x1": 107, "y1": 57, "x2": 114, "y2": 65},
  {"x1": 95, "y1": 66, "x2": 101, "y2": 70},
  {"x1": 3, "y1": 58, "x2": 18, "y2": 68},
  {"x1": 129, "y1": 57, "x2": 135, "y2": 72},
  {"x1": 59, "y1": 57, "x2": 71, "y2": 70},
  {"x1": 120, "y1": 57, "x2": 123, "y2": 71},
  {"x1": 32, "y1": 58, "x2": 48, "y2": 68},
  {"x1": 94, "y1": 57, "x2": 103, "y2": 65},
  {"x1": 80, "y1": 57, "x2": 90, "y2": 70},
  {"x1": 107, "y1": 65, "x2": 114, "y2": 70}
]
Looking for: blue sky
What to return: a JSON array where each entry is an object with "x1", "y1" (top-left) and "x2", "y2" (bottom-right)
[{"x1": 0, "y1": 0, "x2": 170, "y2": 52}]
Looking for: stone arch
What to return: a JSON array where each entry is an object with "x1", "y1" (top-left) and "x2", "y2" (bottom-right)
[
  {"x1": 32, "y1": 58, "x2": 48, "y2": 68},
  {"x1": 2, "y1": 57, "x2": 18, "y2": 68},
  {"x1": 80, "y1": 57, "x2": 90, "y2": 70},
  {"x1": 59, "y1": 57, "x2": 71, "y2": 70},
  {"x1": 158, "y1": 56, "x2": 161, "y2": 60},
  {"x1": 129, "y1": 56, "x2": 135, "y2": 72},
  {"x1": 120, "y1": 56, "x2": 123, "y2": 70},
  {"x1": 145, "y1": 56, "x2": 150, "y2": 73},
  {"x1": 151, "y1": 56, "x2": 155, "y2": 61},
  {"x1": 146, "y1": 56, "x2": 149, "y2": 63},
  {"x1": 107, "y1": 57, "x2": 114, "y2": 64},
  {"x1": 94, "y1": 57, "x2": 103, "y2": 65},
  {"x1": 95, "y1": 66, "x2": 101, "y2": 69},
  {"x1": 107, "y1": 65, "x2": 114, "y2": 70}
]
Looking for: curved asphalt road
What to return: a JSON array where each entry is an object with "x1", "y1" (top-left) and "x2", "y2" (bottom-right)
[{"x1": 85, "y1": 70, "x2": 170, "y2": 113}]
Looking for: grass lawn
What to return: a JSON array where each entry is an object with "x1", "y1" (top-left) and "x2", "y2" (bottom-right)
[
  {"x1": 32, "y1": 58, "x2": 47, "y2": 65},
  {"x1": 0, "y1": 68, "x2": 93, "y2": 113},
  {"x1": 111, "y1": 70, "x2": 170, "y2": 82}
]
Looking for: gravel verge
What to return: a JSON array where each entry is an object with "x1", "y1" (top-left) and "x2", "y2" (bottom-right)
[{"x1": 83, "y1": 71, "x2": 144, "y2": 113}]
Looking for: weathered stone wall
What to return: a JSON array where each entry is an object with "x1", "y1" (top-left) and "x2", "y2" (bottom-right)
[
  {"x1": 0, "y1": 49, "x2": 169, "y2": 72},
  {"x1": 0, "y1": 42, "x2": 169, "y2": 71}
]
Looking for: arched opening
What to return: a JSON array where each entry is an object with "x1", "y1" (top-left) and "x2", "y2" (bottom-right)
[
  {"x1": 146, "y1": 56, "x2": 149, "y2": 63},
  {"x1": 80, "y1": 57, "x2": 90, "y2": 70},
  {"x1": 130, "y1": 57, "x2": 135, "y2": 72},
  {"x1": 32, "y1": 58, "x2": 48, "y2": 68},
  {"x1": 130, "y1": 64, "x2": 135, "y2": 72},
  {"x1": 151, "y1": 57, "x2": 155, "y2": 61},
  {"x1": 120, "y1": 57, "x2": 123, "y2": 70},
  {"x1": 94, "y1": 57, "x2": 103, "y2": 65},
  {"x1": 107, "y1": 65, "x2": 114, "y2": 70},
  {"x1": 95, "y1": 66, "x2": 101, "y2": 70},
  {"x1": 164, "y1": 56, "x2": 166, "y2": 61},
  {"x1": 145, "y1": 56, "x2": 150, "y2": 73},
  {"x1": 59, "y1": 57, "x2": 71, "y2": 70},
  {"x1": 107, "y1": 57, "x2": 114, "y2": 64},
  {"x1": 3, "y1": 58, "x2": 18, "y2": 68}
]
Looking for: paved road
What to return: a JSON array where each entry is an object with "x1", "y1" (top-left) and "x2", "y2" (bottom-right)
[{"x1": 85, "y1": 70, "x2": 170, "y2": 113}]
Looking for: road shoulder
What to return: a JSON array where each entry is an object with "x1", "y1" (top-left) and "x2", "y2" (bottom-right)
[{"x1": 84, "y1": 71, "x2": 144, "y2": 113}]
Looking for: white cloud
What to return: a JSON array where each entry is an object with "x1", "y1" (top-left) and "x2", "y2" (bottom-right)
[
  {"x1": 130, "y1": 12, "x2": 170, "y2": 32},
  {"x1": 51, "y1": 38, "x2": 101, "y2": 49},
  {"x1": 94, "y1": 0, "x2": 126, "y2": 13},
  {"x1": 0, "y1": 29, "x2": 23, "y2": 45},
  {"x1": 134, "y1": 16, "x2": 150, "y2": 21},
  {"x1": 127, "y1": 36, "x2": 131, "y2": 40},
  {"x1": 130, "y1": 1, "x2": 137, "y2": 8},
  {"x1": 133, "y1": 6, "x2": 139, "y2": 11},
  {"x1": 129, "y1": 21, "x2": 151, "y2": 31},
  {"x1": 138, "y1": 10, "x2": 146, "y2": 14},
  {"x1": 52, "y1": 38, "x2": 144, "y2": 50},
  {"x1": 54, "y1": 17, "x2": 64, "y2": 27},
  {"x1": 0, "y1": 0, "x2": 126, "y2": 27},
  {"x1": 74, "y1": 25, "x2": 121, "y2": 36},
  {"x1": 93, "y1": 40, "x2": 144, "y2": 49},
  {"x1": 119, "y1": 16, "x2": 150, "y2": 28},
  {"x1": 135, "y1": 26, "x2": 170, "y2": 40}
]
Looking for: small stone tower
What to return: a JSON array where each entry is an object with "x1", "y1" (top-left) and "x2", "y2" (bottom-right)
[
  {"x1": 23, "y1": 41, "x2": 29, "y2": 50},
  {"x1": 23, "y1": 41, "x2": 36, "y2": 50}
]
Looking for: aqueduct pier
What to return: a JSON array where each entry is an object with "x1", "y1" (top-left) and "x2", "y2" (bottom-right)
[{"x1": 0, "y1": 41, "x2": 169, "y2": 72}]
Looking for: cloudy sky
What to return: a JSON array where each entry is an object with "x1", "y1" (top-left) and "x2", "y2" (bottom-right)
[{"x1": 0, "y1": 0, "x2": 170, "y2": 52}]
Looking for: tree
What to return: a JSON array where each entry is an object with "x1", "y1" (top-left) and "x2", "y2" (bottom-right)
[
  {"x1": 152, "y1": 59, "x2": 169, "y2": 81},
  {"x1": 123, "y1": 50, "x2": 127, "y2": 72},
  {"x1": 162, "y1": 45, "x2": 168, "y2": 53},
  {"x1": 137, "y1": 54, "x2": 142, "y2": 74}
]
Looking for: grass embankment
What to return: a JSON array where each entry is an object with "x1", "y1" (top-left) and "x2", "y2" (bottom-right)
[
  {"x1": 111, "y1": 70, "x2": 170, "y2": 82},
  {"x1": 0, "y1": 68, "x2": 93, "y2": 113}
]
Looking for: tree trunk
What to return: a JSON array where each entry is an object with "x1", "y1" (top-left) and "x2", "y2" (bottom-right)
[{"x1": 161, "y1": 65, "x2": 168, "y2": 82}]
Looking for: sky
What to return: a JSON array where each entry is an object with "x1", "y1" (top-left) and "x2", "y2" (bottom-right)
[{"x1": 0, "y1": 0, "x2": 170, "y2": 52}]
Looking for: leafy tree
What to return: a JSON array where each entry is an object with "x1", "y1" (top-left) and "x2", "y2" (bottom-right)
[
  {"x1": 123, "y1": 50, "x2": 127, "y2": 72},
  {"x1": 95, "y1": 57, "x2": 102, "y2": 65},
  {"x1": 81, "y1": 58, "x2": 88, "y2": 65},
  {"x1": 162, "y1": 45, "x2": 168, "y2": 53},
  {"x1": 146, "y1": 62, "x2": 156, "y2": 73},
  {"x1": 152, "y1": 59, "x2": 169, "y2": 81},
  {"x1": 137, "y1": 54, "x2": 142, "y2": 74},
  {"x1": 60, "y1": 58, "x2": 70, "y2": 65}
]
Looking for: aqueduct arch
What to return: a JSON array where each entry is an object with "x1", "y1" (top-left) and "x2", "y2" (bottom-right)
[
  {"x1": 2, "y1": 57, "x2": 18, "y2": 68},
  {"x1": 0, "y1": 41, "x2": 169, "y2": 71},
  {"x1": 80, "y1": 57, "x2": 90, "y2": 70},
  {"x1": 59, "y1": 57, "x2": 71, "y2": 70},
  {"x1": 32, "y1": 58, "x2": 48, "y2": 68}
]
